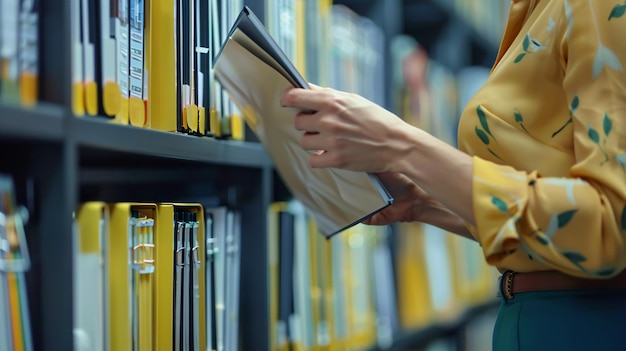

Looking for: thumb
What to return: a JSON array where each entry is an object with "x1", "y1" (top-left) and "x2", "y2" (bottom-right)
[{"x1": 307, "y1": 82, "x2": 323, "y2": 90}]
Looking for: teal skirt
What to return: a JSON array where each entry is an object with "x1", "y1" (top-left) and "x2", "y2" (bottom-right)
[{"x1": 493, "y1": 289, "x2": 626, "y2": 351}]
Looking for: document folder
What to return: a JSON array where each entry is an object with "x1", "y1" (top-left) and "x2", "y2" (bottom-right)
[{"x1": 213, "y1": 6, "x2": 392, "y2": 237}]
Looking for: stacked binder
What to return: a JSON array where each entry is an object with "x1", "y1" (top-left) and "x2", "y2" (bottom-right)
[
  {"x1": 0, "y1": 0, "x2": 39, "y2": 106},
  {"x1": 73, "y1": 201, "x2": 241, "y2": 351},
  {"x1": 69, "y1": 0, "x2": 245, "y2": 140},
  {"x1": 268, "y1": 200, "x2": 393, "y2": 351}
]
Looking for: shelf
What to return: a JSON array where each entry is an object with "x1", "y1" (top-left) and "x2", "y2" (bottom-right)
[
  {"x1": 333, "y1": 0, "x2": 378, "y2": 15},
  {"x1": 70, "y1": 117, "x2": 272, "y2": 169},
  {"x1": 402, "y1": 0, "x2": 499, "y2": 68},
  {"x1": 374, "y1": 299, "x2": 499, "y2": 350},
  {"x1": 0, "y1": 103, "x2": 65, "y2": 141}
]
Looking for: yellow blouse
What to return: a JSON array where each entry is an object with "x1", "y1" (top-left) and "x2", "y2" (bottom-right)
[{"x1": 457, "y1": 0, "x2": 626, "y2": 278}]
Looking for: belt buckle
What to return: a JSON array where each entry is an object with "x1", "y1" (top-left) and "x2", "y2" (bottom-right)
[{"x1": 503, "y1": 271, "x2": 515, "y2": 300}]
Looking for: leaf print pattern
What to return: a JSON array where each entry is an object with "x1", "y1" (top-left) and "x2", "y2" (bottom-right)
[
  {"x1": 535, "y1": 209, "x2": 579, "y2": 246},
  {"x1": 552, "y1": 95, "x2": 578, "y2": 138},
  {"x1": 587, "y1": 0, "x2": 624, "y2": 79},
  {"x1": 543, "y1": 178, "x2": 587, "y2": 204},
  {"x1": 491, "y1": 195, "x2": 508, "y2": 213},
  {"x1": 592, "y1": 44, "x2": 624, "y2": 79},
  {"x1": 616, "y1": 154, "x2": 626, "y2": 176},
  {"x1": 587, "y1": 113, "x2": 612, "y2": 165},
  {"x1": 475, "y1": 126, "x2": 489, "y2": 144},
  {"x1": 477, "y1": 106, "x2": 495, "y2": 140},
  {"x1": 467, "y1": 0, "x2": 626, "y2": 280},
  {"x1": 594, "y1": 268, "x2": 617, "y2": 277},
  {"x1": 475, "y1": 106, "x2": 503, "y2": 161},
  {"x1": 563, "y1": 251, "x2": 586, "y2": 264},
  {"x1": 609, "y1": 3, "x2": 626, "y2": 20},
  {"x1": 558, "y1": 209, "x2": 578, "y2": 227},
  {"x1": 514, "y1": 33, "x2": 545, "y2": 63},
  {"x1": 547, "y1": 17, "x2": 556, "y2": 31},
  {"x1": 514, "y1": 108, "x2": 529, "y2": 133}
]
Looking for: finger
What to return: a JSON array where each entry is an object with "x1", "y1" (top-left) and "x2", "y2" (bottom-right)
[
  {"x1": 280, "y1": 87, "x2": 330, "y2": 111},
  {"x1": 308, "y1": 82, "x2": 323, "y2": 90},
  {"x1": 309, "y1": 150, "x2": 340, "y2": 169},
  {"x1": 294, "y1": 111, "x2": 320, "y2": 131},
  {"x1": 300, "y1": 131, "x2": 326, "y2": 151}
]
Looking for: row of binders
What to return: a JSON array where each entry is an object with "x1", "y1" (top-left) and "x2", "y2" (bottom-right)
[
  {"x1": 69, "y1": 0, "x2": 245, "y2": 138},
  {"x1": 268, "y1": 201, "x2": 498, "y2": 351},
  {"x1": 0, "y1": 0, "x2": 39, "y2": 107},
  {"x1": 0, "y1": 175, "x2": 33, "y2": 351},
  {"x1": 268, "y1": 201, "x2": 397, "y2": 351},
  {"x1": 74, "y1": 202, "x2": 241, "y2": 351}
]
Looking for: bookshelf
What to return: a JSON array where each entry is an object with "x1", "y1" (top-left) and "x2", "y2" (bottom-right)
[{"x1": 0, "y1": 0, "x2": 503, "y2": 350}]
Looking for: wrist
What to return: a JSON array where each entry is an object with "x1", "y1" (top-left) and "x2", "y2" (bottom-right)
[{"x1": 389, "y1": 125, "x2": 429, "y2": 175}]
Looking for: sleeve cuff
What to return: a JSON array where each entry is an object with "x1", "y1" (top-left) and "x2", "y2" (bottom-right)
[{"x1": 471, "y1": 157, "x2": 536, "y2": 265}]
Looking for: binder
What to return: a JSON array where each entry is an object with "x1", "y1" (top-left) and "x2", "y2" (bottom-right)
[
  {"x1": 204, "y1": 206, "x2": 227, "y2": 351},
  {"x1": 115, "y1": 0, "x2": 131, "y2": 124},
  {"x1": 203, "y1": 206, "x2": 241, "y2": 351},
  {"x1": 154, "y1": 203, "x2": 206, "y2": 351},
  {"x1": 0, "y1": 0, "x2": 20, "y2": 103},
  {"x1": 371, "y1": 232, "x2": 398, "y2": 348},
  {"x1": 395, "y1": 222, "x2": 433, "y2": 329},
  {"x1": 74, "y1": 202, "x2": 109, "y2": 351},
  {"x1": 108, "y1": 203, "x2": 156, "y2": 351},
  {"x1": 18, "y1": 0, "x2": 39, "y2": 106},
  {"x1": 288, "y1": 200, "x2": 315, "y2": 351},
  {"x1": 423, "y1": 224, "x2": 460, "y2": 321},
  {"x1": 267, "y1": 203, "x2": 285, "y2": 351},
  {"x1": 0, "y1": 175, "x2": 33, "y2": 351},
  {"x1": 277, "y1": 207, "x2": 295, "y2": 351},
  {"x1": 224, "y1": 210, "x2": 241, "y2": 351},
  {"x1": 213, "y1": 6, "x2": 392, "y2": 237},
  {"x1": 329, "y1": 234, "x2": 349, "y2": 350},
  {"x1": 207, "y1": 0, "x2": 223, "y2": 138},
  {"x1": 205, "y1": 212, "x2": 217, "y2": 351},
  {"x1": 310, "y1": 220, "x2": 332, "y2": 351},
  {"x1": 343, "y1": 225, "x2": 378, "y2": 350},
  {"x1": 100, "y1": 0, "x2": 121, "y2": 116},
  {"x1": 81, "y1": 0, "x2": 99, "y2": 116},
  {"x1": 128, "y1": 0, "x2": 147, "y2": 127}
]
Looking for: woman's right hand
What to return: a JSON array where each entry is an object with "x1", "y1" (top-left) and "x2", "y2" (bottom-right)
[{"x1": 365, "y1": 172, "x2": 475, "y2": 240}]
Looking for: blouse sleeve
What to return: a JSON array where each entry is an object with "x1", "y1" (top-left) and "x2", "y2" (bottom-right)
[{"x1": 472, "y1": 0, "x2": 626, "y2": 278}]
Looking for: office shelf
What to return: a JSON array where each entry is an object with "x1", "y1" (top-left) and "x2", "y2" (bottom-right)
[
  {"x1": 70, "y1": 116, "x2": 272, "y2": 168},
  {"x1": 0, "y1": 103, "x2": 65, "y2": 141}
]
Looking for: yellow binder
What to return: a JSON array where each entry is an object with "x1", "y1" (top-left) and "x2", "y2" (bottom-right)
[
  {"x1": 396, "y1": 222, "x2": 433, "y2": 329},
  {"x1": 268, "y1": 202, "x2": 287, "y2": 351},
  {"x1": 109, "y1": 203, "x2": 156, "y2": 351},
  {"x1": 148, "y1": 0, "x2": 177, "y2": 131}
]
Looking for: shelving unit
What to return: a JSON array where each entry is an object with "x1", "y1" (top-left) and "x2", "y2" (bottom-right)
[
  {"x1": 0, "y1": 0, "x2": 503, "y2": 350},
  {"x1": 1, "y1": 105, "x2": 276, "y2": 351}
]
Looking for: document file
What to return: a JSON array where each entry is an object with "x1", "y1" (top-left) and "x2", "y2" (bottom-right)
[{"x1": 213, "y1": 6, "x2": 392, "y2": 237}]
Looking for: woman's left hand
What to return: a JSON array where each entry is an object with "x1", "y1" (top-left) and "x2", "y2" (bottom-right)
[{"x1": 280, "y1": 85, "x2": 413, "y2": 173}]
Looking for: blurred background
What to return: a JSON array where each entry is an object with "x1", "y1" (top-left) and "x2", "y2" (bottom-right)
[{"x1": 0, "y1": 0, "x2": 510, "y2": 350}]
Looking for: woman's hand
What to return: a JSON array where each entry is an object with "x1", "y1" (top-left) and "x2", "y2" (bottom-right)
[
  {"x1": 366, "y1": 172, "x2": 475, "y2": 240},
  {"x1": 281, "y1": 85, "x2": 476, "y2": 236},
  {"x1": 280, "y1": 86, "x2": 413, "y2": 173}
]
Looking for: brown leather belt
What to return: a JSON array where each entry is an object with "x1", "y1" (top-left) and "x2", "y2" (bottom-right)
[{"x1": 500, "y1": 270, "x2": 626, "y2": 299}]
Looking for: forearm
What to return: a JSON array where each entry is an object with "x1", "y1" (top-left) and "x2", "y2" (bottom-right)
[
  {"x1": 419, "y1": 204, "x2": 476, "y2": 240},
  {"x1": 393, "y1": 126, "x2": 476, "y2": 227}
]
